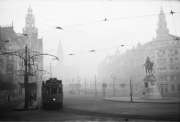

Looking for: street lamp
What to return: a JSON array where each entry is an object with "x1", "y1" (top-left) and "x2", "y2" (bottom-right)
[
  {"x1": 56, "y1": 26, "x2": 64, "y2": 30},
  {"x1": 129, "y1": 79, "x2": 133, "y2": 102},
  {"x1": 111, "y1": 74, "x2": 116, "y2": 97}
]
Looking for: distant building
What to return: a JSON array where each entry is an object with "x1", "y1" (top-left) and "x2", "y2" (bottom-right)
[
  {"x1": 0, "y1": 6, "x2": 43, "y2": 98},
  {"x1": 55, "y1": 40, "x2": 80, "y2": 85},
  {"x1": 0, "y1": 25, "x2": 24, "y2": 85},
  {"x1": 98, "y1": 8, "x2": 180, "y2": 97}
]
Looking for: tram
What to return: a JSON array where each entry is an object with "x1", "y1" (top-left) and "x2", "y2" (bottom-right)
[{"x1": 41, "y1": 78, "x2": 63, "y2": 109}]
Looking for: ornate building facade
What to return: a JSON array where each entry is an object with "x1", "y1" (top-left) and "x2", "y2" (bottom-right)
[
  {"x1": 98, "y1": 9, "x2": 180, "y2": 97},
  {"x1": 0, "y1": 6, "x2": 43, "y2": 98}
]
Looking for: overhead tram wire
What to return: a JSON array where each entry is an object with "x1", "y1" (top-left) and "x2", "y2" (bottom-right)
[
  {"x1": 53, "y1": 11, "x2": 180, "y2": 32},
  {"x1": 37, "y1": 6, "x2": 180, "y2": 32},
  {"x1": 168, "y1": 0, "x2": 178, "y2": 36},
  {"x1": 39, "y1": 8, "x2": 180, "y2": 56},
  {"x1": 64, "y1": 44, "x2": 128, "y2": 56}
]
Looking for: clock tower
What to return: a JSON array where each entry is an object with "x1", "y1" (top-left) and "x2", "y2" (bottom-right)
[{"x1": 23, "y1": 6, "x2": 38, "y2": 49}]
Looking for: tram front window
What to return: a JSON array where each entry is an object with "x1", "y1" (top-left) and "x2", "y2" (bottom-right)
[
  {"x1": 52, "y1": 87, "x2": 57, "y2": 95},
  {"x1": 47, "y1": 87, "x2": 51, "y2": 95}
]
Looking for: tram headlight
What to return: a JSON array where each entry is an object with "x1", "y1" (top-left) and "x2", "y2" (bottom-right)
[{"x1": 52, "y1": 98, "x2": 56, "y2": 101}]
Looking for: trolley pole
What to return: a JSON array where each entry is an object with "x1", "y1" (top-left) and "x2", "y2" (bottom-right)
[
  {"x1": 50, "y1": 63, "x2": 52, "y2": 78},
  {"x1": 24, "y1": 45, "x2": 29, "y2": 109}
]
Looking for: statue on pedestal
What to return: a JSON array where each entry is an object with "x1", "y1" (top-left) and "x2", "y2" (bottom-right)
[
  {"x1": 143, "y1": 56, "x2": 161, "y2": 99},
  {"x1": 144, "y1": 56, "x2": 154, "y2": 75}
]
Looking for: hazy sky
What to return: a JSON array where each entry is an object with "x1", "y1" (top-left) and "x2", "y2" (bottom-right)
[{"x1": 0, "y1": 0, "x2": 180, "y2": 77}]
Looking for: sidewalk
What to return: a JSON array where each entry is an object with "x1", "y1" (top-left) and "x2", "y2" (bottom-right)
[
  {"x1": 13, "y1": 100, "x2": 39, "y2": 111},
  {"x1": 104, "y1": 97, "x2": 180, "y2": 103}
]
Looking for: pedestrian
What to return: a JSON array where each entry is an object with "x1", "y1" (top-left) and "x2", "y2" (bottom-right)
[
  {"x1": 30, "y1": 95, "x2": 33, "y2": 106},
  {"x1": 7, "y1": 94, "x2": 10, "y2": 102}
]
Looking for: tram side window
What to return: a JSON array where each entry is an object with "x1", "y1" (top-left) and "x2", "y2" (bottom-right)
[{"x1": 59, "y1": 87, "x2": 62, "y2": 94}]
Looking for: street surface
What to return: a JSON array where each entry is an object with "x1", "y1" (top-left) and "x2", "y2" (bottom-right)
[
  {"x1": 0, "y1": 93, "x2": 179, "y2": 121},
  {"x1": 1, "y1": 109, "x2": 177, "y2": 122},
  {"x1": 63, "y1": 93, "x2": 180, "y2": 121}
]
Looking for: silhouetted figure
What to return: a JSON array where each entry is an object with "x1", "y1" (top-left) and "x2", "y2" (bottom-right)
[
  {"x1": 30, "y1": 95, "x2": 33, "y2": 106},
  {"x1": 7, "y1": 94, "x2": 10, "y2": 102}
]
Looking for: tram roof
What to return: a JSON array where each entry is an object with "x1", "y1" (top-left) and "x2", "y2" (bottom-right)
[{"x1": 43, "y1": 78, "x2": 62, "y2": 86}]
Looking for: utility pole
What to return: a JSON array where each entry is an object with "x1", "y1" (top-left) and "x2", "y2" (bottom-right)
[
  {"x1": 113, "y1": 77, "x2": 116, "y2": 97},
  {"x1": 94, "y1": 75, "x2": 97, "y2": 97},
  {"x1": 111, "y1": 74, "x2": 116, "y2": 97},
  {"x1": 84, "y1": 78, "x2": 87, "y2": 95},
  {"x1": 130, "y1": 79, "x2": 133, "y2": 102},
  {"x1": 24, "y1": 45, "x2": 29, "y2": 109}
]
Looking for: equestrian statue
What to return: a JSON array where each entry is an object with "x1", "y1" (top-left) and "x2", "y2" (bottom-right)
[{"x1": 144, "y1": 56, "x2": 154, "y2": 76}]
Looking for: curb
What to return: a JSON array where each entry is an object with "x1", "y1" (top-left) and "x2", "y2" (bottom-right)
[{"x1": 104, "y1": 98, "x2": 180, "y2": 104}]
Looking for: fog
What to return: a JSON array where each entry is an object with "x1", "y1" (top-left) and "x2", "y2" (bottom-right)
[{"x1": 0, "y1": 0, "x2": 180, "y2": 81}]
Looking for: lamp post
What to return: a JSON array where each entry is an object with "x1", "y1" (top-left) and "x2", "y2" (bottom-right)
[
  {"x1": 84, "y1": 78, "x2": 87, "y2": 95},
  {"x1": 111, "y1": 74, "x2": 116, "y2": 97},
  {"x1": 129, "y1": 79, "x2": 133, "y2": 102},
  {"x1": 94, "y1": 75, "x2": 97, "y2": 97},
  {"x1": 24, "y1": 45, "x2": 29, "y2": 109}
]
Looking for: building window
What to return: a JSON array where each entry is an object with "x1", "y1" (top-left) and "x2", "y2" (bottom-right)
[
  {"x1": 169, "y1": 49, "x2": 176, "y2": 56},
  {"x1": 164, "y1": 76, "x2": 167, "y2": 81},
  {"x1": 157, "y1": 50, "x2": 165, "y2": 57},
  {"x1": 165, "y1": 87, "x2": 168, "y2": 93},
  {"x1": 170, "y1": 65, "x2": 176, "y2": 70},
  {"x1": 174, "y1": 76, "x2": 177, "y2": 81},
  {"x1": 0, "y1": 59, "x2": 3, "y2": 65},
  {"x1": 158, "y1": 67, "x2": 166, "y2": 71},
  {"x1": 171, "y1": 84, "x2": 175, "y2": 92},
  {"x1": 170, "y1": 76, "x2": 174, "y2": 81},
  {"x1": 157, "y1": 58, "x2": 167, "y2": 65},
  {"x1": 175, "y1": 49, "x2": 178, "y2": 55},
  {"x1": 178, "y1": 84, "x2": 180, "y2": 91},
  {"x1": 167, "y1": 76, "x2": 170, "y2": 81},
  {"x1": 175, "y1": 57, "x2": 178, "y2": 61},
  {"x1": 170, "y1": 58, "x2": 173, "y2": 63}
]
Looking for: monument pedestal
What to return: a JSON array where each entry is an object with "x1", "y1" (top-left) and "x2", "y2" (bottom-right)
[{"x1": 143, "y1": 74, "x2": 162, "y2": 99}]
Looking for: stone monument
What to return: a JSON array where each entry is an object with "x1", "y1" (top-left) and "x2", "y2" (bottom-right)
[{"x1": 143, "y1": 57, "x2": 162, "y2": 99}]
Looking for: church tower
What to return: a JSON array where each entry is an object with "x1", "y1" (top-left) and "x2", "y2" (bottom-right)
[
  {"x1": 156, "y1": 8, "x2": 170, "y2": 40},
  {"x1": 23, "y1": 6, "x2": 38, "y2": 48}
]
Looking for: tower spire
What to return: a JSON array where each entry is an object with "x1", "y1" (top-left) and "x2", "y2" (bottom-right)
[
  {"x1": 156, "y1": 8, "x2": 169, "y2": 40},
  {"x1": 26, "y1": 5, "x2": 35, "y2": 28},
  {"x1": 23, "y1": 6, "x2": 38, "y2": 36}
]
